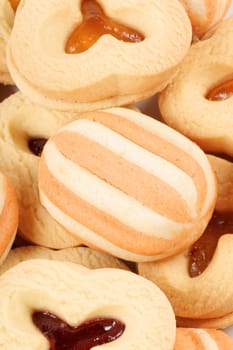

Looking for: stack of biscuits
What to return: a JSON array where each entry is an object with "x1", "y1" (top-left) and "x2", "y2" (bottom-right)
[{"x1": 0, "y1": 0, "x2": 233, "y2": 348}]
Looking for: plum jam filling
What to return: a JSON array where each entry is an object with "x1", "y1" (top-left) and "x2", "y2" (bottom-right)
[
  {"x1": 0, "y1": 84, "x2": 18, "y2": 102},
  {"x1": 32, "y1": 311, "x2": 125, "y2": 350},
  {"x1": 65, "y1": 0, "x2": 144, "y2": 54},
  {"x1": 28, "y1": 138, "x2": 47, "y2": 156},
  {"x1": 188, "y1": 211, "x2": 233, "y2": 277},
  {"x1": 206, "y1": 79, "x2": 233, "y2": 101}
]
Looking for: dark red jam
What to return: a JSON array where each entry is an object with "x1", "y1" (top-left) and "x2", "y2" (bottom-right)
[
  {"x1": 65, "y1": 0, "x2": 144, "y2": 54},
  {"x1": 206, "y1": 78, "x2": 233, "y2": 101},
  {"x1": 28, "y1": 137, "x2": 47, "y2": 156},
  {"x1": 32, "y1": 311, "x2": 125, "y2": 350},
  {"x1": 0, "y1": 84, "x2": 18, "y2": 102},
  {"x1": 188, "y1": 211, "x2": 233, "y2": 277}
]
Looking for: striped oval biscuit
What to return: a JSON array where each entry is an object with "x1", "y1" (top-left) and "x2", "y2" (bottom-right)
[
  {"x1": 179, "y1": 0, "x2": 232, "y2": 38},
  {"x1": 38, "y1": 107, "x2": 217, "y2": 262},
  {"x1": 174, "y1": 328, "x2": 233, "y2": 349},
  {"x1": 0, "y1": 171, "x2": 18, "y2": 264}
]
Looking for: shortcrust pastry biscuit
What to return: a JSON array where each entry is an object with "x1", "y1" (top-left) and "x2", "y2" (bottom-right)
[
  {"x1": 0, "y1": 171, "x2": 18, "y2": 265},
  {"x1": 174, "y1": 328, "x2": 233, "y2": 349},
  {"x1": 138, "y1": 155, "x2": 233, "y2": 329},
  {"x1": 159, "y1": 17, "x2": 233, "y2": 157},
  {"x1": 0, "y1": 245, "x2": 129, "y2": 275},
  {"x1": 0, "y1": 0, "x2": 14, "y2": 84},
  {"x1": 7, "y1": 0, "x2": 191, "y2": 112},
  {"x1": 0, "y1": 259, "x2": 176, "y2": 349},
  {"x1": 0, "y1": 92, "x2": 83, "y2": 248},
  {"x1": 38, "y1": 107, "x2": 217, "y2": 262},
  {"x1": 179, "y1": 0, "x2": 232, "y2": 38}
]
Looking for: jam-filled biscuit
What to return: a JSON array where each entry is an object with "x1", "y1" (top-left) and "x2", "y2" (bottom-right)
[
  {"x1": 0, "y1": 259, "x2": 176, "y2": 349},
  {"x1": 0, "y1": 92, "x2": 83, "y2": 248},
  {"x1": 174, "y1": 328, "x2": 233, "y2": 349},
  {"x1": 138, "y1": 155, "x2": 233, "y2": 329},
  {"x1": 0, "y1": 245, "x2": 129, "y2": 275},
  {"x1": 0, "y1": 171, "x2": 18, "y2": 264},
  {"x1": 179, "y1": 0, "x2": 232, "y2": 38},
  {"x1": 38, "y1": 107, "x2": 217, "y2": 262},
  {"x1": 159, "y1": 17, "x2": 233, "y2": 158},
  {"x1": 7, "y1": 0, "x2": 191, "y2": 112},
  {"x1": 0, "y1": 0, "x2": 14, "y2": 84}
]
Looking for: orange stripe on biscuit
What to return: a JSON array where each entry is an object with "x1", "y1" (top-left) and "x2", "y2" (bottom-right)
[
  {"x1": 53, "y1": 131, "x2": 191, "y2": 223},
  {"x1": 39, "y1": 159, "x2": 191, "y2": 256},
  {"x1": 0, "y1": 178, "x2": 18, "y2": 256},
  {"x1": 78, "y1": 111, "x2": 208, "y2": 215}
]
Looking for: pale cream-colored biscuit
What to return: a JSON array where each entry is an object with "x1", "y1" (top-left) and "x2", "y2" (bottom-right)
[
  {"x1": 0, "y1": 259, "x2": 176, "y2": 349},
  {"x1": 0, "y1": 92, "x2": 83, "y2": 248},
  {"x1": 38, "y1": 107, "x2": 217, "y2": 262},
  {"x1": 159, "y1": 17, "x2": 233, "y2": 158},
  {"x1": 138, "y1": 155, "x2": 233, "y2": 329},
  {"x1": 179, "y1": 0, "x2": 232, "y2": 38},
  {"x1": 0, "y1": 245, "x2": 129, "y2": 275},
  {"x1": 0, "y1": 0, "x2": 14, "y2": 84},
  {"x1": 174, "y1": 328, "x2": 233, "y2": 349},
  {"x1": 7, "y1": 0, "x2": 191, "y2": 112},
  {"x1": 0, "y1": 171, "x2": 18, "y2": 265}
]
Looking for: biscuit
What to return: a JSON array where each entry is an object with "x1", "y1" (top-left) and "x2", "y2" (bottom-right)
[
  {"x1": 0, "y1": 245, "x2": 129, "y2": 275},
  {"x1": 159, "y1": 17, "x2": 233, "y2": 158},
  {"x1": 0, "y1": 259, "x2": 176, "y2": 349},
  {"x1": 38, "y1": 107, "x2": 217, "y2": 262},
  {"x1": 0, "y1": 92, "x2": 83, "y2": 248},
  {"x1": 179, "y1": 0, "x2": 232, "y2": 38},
  {"x1": 138, "y1": 154, "x2": 233, "y2": 328},
  {"x1": 7, "y1": 0, "x2": 191, "y2": 112},
  {"x1": 174, "y1": 328, "x2": 233, "y2": 349},
  {"x1": 0, "y1": 171, "x2": 18, "y2": 264},
  {"x1": 0, "y1": 0, "x2": 14, "y2": 84}
]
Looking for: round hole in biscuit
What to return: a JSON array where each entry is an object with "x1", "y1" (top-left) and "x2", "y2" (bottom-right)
[{"x1": 7, "y1": 107, "x2": 59, "y2": 156}]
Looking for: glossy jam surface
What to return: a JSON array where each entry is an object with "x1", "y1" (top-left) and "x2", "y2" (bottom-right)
[
  {"x1": 188, "y1": 211, "x2": 233, "y2": 277},
  {"x1": 28, "y1": 138, "x2": 47, "y2": 156},
  {"x1": 206, "y1": 79, "x2": 233, "y2": 101},
  {"x1": 32, "y1": 311, "x2": 125, "y2": 350},
  {"x1": 65, "y1": 0, "x2": 144, "y2": 54},
  {"x1": 9, "y1": 0, "x2": 20, "y2": 11},
  {"x1": 0, "y1": 84, "x2": 18, "y2": 102}
]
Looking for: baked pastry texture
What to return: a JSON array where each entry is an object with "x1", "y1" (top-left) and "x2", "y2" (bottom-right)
[
  {"x1": 0, "y1": 170, "x2": 18, "y2": 265},
  {"x1": 0, "y1": 259, "x2": 176, "y2": 349},
  {"x1": 38, "y1": 107, "x2": 217, "y2": 262},
  {"x1": 0, "y1": 245, "x2": 129, "y2": 275},
  {"x1": 159, "y1": 16, "x2": 233, "y2": 157},
  {"x1": 7, "y1": 0, "x2": 191, "y2": 112},
  {"x1": 138, "y1": 155, "x2": 233, "y2": 329},
  {"x1": 0, "y1": 0, "x2": 14, "y2": 84},
  {"x1": 0, "y1": 92, "x2": 83, "y2": 248},
  {"x1": 174, "y1": 328, "x2": 233, "y2": 349},
  {"x1": 179, "y1": 0, "x2": 232, "y2": 38}
]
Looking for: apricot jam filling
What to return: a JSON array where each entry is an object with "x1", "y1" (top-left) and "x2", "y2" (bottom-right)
[
  {"x1": 65, "y1": 0, "x2": 144, "y2": 54},
  {"x1": 9, "y1": 0, "x2": 20, "y2": 12},
  {"x1": 32, "y1": 311, "x2": 125, "y2": 350},
  {"x1": 206, "y1": 79, "x2": 233, "y2": 101},
  {"x1": 188, "y1": 211, "x2": 233, "y2": 277}
]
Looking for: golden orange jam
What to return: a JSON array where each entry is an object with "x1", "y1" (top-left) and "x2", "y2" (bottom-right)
[
  {"x1": 65, "y1": 0, "x2": 144, "y2": 54},
  {"x1": 188, "y1": 211, "x2": 233, "y2": 277},
  {"x1": 9, "y1": 0, "x2": 20, "y2": 12},
  {"x1": 206, "y1": 78, "x2": 233, "y2": 101}
]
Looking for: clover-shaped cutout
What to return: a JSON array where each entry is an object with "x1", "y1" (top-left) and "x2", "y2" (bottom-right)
[
  {"x1": 65, "y1": 0, "x2": 144, "y2": 54},
  {"x1": 7, "y1": 0, "x2": 191, "y2": 111},
  {"x1": 33, "y1": 311, "x2": 124, "y2": 350}
]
